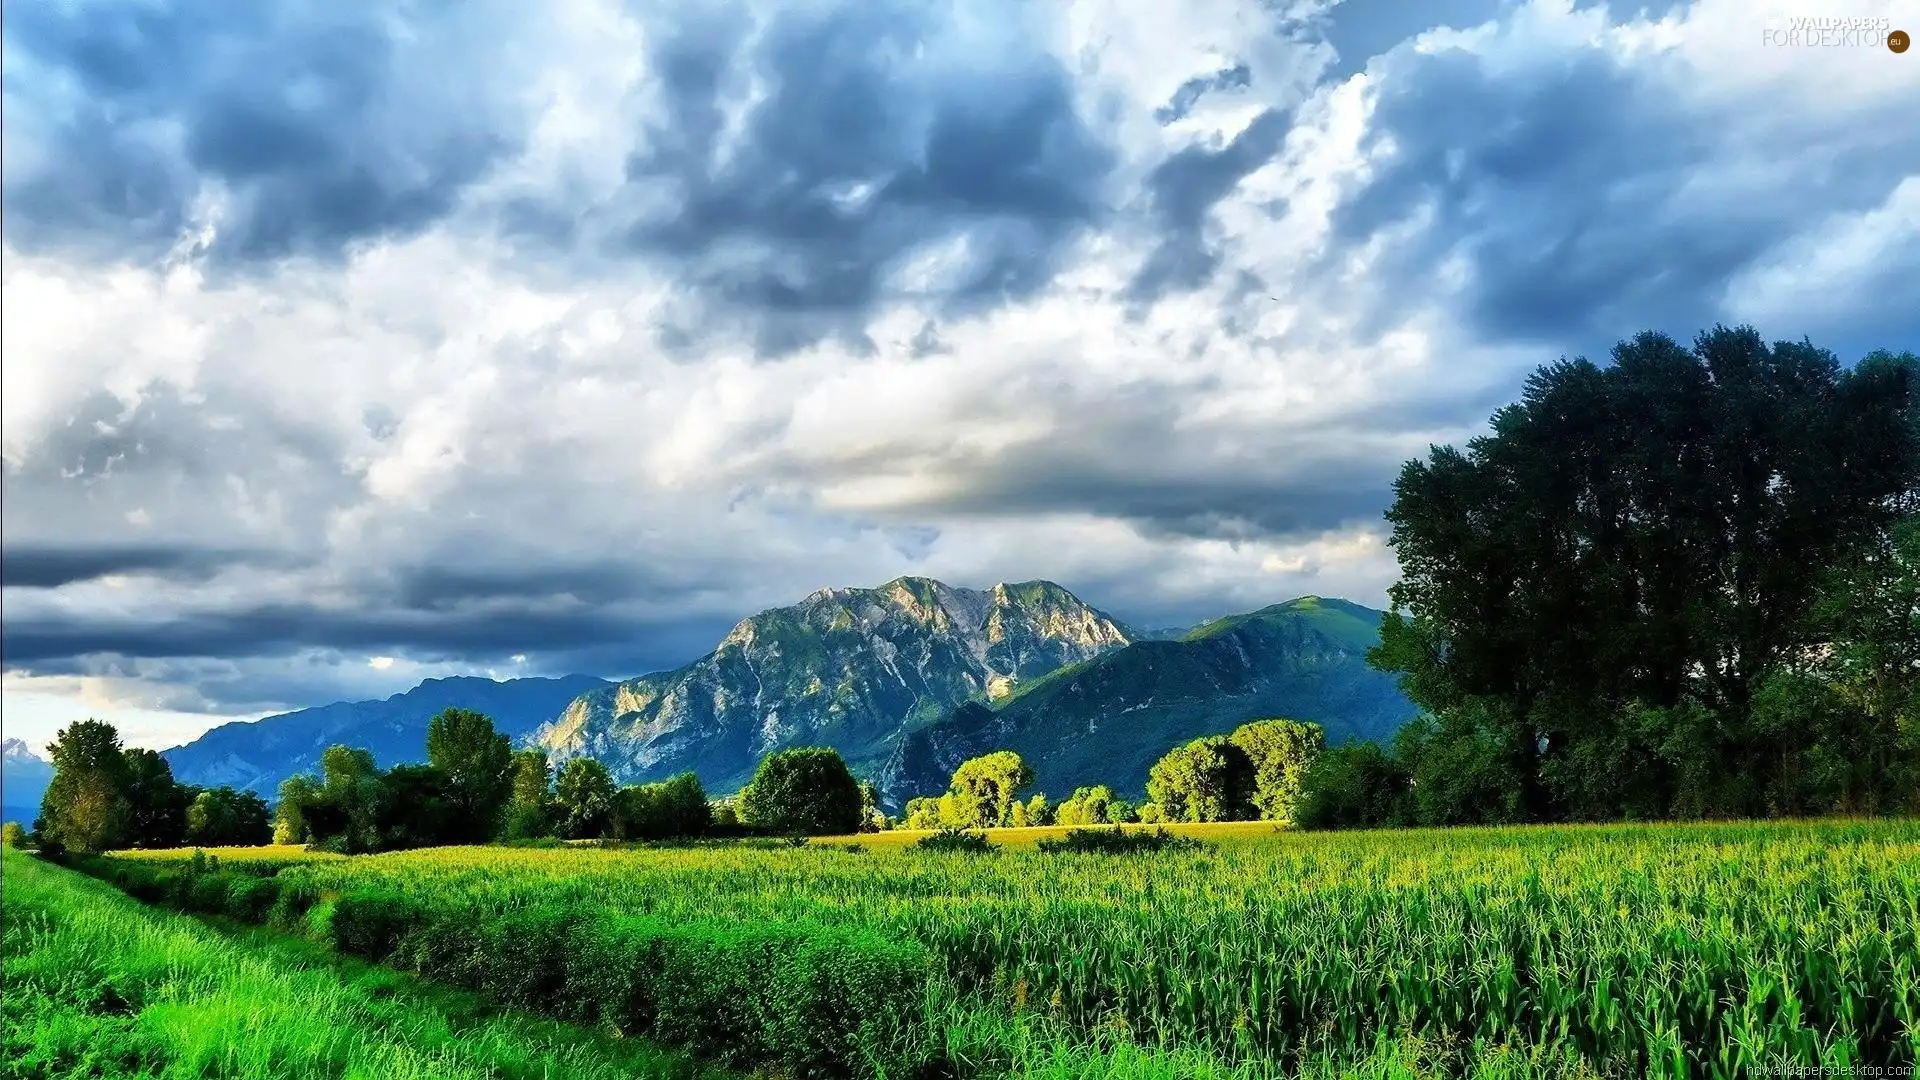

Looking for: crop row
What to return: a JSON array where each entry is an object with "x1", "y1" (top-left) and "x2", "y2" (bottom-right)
[{"x1": 98, "y1": 820, "x2": 1920, "y2": 1077}]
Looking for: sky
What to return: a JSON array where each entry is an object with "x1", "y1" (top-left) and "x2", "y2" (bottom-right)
[{"x1": 3, "y1": 0, "x2": 1917, "y2": 754}]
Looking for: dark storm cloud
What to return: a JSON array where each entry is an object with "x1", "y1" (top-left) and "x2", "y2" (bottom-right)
[
  {"x1": 7, "y1": 611, "x2": 737, "y2": 715},
  {"x1": 936, "y1": 466, "x2": 1394, "y2": 543},
  {"x1": 794, "y1": 376, "x2": 1458, "y2": 542},
  {"x1": 515, "y1": 1, "x2": 1118, "y2": 356},
  {"x1": 0, "y1": 596, "x2": 699, "y2": 672},
  {"x1": 1326, "y1": 39, "x2": 1920, "y2": 357},
  {"x1": 1128, "y1": 108, "x2": 1293, "y2": 302},
  {"x1": 387, "y1": 553, "x2": 739, "y2": 613},
  {"x1": 1, "y1": 0, "x2": 521, "y2": 266},
  {"x1": 0, "y1": 545, "x2": 278, "y2": 589}
]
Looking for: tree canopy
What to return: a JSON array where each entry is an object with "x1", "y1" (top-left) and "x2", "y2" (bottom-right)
[
  {"x1": 1147, "y1": 736, "x2": 1257, "y2": 823},
  {"x1": 37, "y1": 720, "x2": 134, "y2": 854},
  {"x1": 1345, "y1": 328, "x2": 1920, "y2": 824},
  {"x1": 554, "y1": 757, "x2": 617, "y2": 841},
  {"x1": 186, "y1": 786, "x2": 272, "y2": 847},
  {"x1": 1228, "y1": 718, "x2": 1325, "y2": 823},
  {"x1": 738, "y1": 747, "x2": 864, "y2": 836},
  {"x1": 426, "y1": 708, "x2": 515, "y2": 842}
]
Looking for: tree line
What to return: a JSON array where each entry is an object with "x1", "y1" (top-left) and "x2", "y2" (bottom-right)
[
  {"x1": 19, "y1": 709, "x2": 891, "y2": 855},
  {"x1": 900, "y1": 718, "x2": 1326, "y2": 829},
  {"x1": 17, "y1": 710, "x2": 1329, "y2": 856},
  {"x1": 26, "y1": 719, "x2": 271, "y2": 855}
]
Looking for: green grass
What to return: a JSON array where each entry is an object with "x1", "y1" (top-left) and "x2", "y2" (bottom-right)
[
  {"x1": 0, "y1": 848, "x2": 726, "y2": 1080},
  {"x1": 97, "y1": 819, "x2": 1920, "y2": 1078}
]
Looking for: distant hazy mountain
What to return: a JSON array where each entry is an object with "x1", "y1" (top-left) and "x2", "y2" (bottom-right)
[
  {"x1": 163, "y1": 675, "x2": 610, "y2": 797},
  {"x1": 878, "y1": 596, "x2": 1416, "y2": 805},
  {"x1": 531, "y1": 577, "x2": 1133, "y2": 795},
  {"x1": 3, "y1": 737, "x2": 54, "y2": 823}
]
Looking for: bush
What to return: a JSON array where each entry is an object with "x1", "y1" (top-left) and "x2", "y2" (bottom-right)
[
  {"x1": 1, "y1": 821, "x2": 28, "y2": 848},
  {"x1": 268, "y1": 877, "x2": 323, "y2": 931},
  {"x1": 570, "y1": 914, "x2": 932, "y2": 1076},
  {"x1": 913, "y1": 827, "x2": 998, "y2": 855},
  {"x1": 329, "y1": 890, "x2": 421, "y2": 962},
  {"x1": 224, "y1": 875, "x2": 282, "y2": 921},
  {"x1": 321, "y1": 885, "x2": 935, "y2": 1077},
  {"x1": 1036, "y1": 827, "x2": 1208, "y2": 855}
]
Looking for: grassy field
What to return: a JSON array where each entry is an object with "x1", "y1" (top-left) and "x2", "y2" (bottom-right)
[
  {"x1": 0, "y1": 847, "x2": 724, "y2": 1080},
  {"x1": 78, "y1": 818, "x2": 1920, "y2": 1078}
]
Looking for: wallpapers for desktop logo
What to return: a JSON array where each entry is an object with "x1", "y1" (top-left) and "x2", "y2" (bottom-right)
[{"x1": 1761, "y1": 14, "x2": 1908, "y2": 51}]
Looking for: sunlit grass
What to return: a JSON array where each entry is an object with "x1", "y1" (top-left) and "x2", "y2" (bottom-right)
[{"x1": 1, "y1": 848, "x2": 726, "y2": 1080}]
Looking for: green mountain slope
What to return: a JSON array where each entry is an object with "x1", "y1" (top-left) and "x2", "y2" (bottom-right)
[
  {"x1": 878, "y1": 596, "x2": 1415, "y2": 805},
  {"x1": 529, "y1": 577, "x2": 1134, "y2": 793}
]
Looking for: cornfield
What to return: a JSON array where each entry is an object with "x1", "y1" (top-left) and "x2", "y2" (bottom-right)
[{"x1": 105, "y1": 819, "x2": 1920, "y2": 1078}]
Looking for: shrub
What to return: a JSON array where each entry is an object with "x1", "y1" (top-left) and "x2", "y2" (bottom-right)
[
  {"x1": 329, "y1": 889, "x2": 422, "y2": 962},
  {"x1": 1035, "y1": 827, "x2": 1208, "y2": 855},
  {"x1": 225, "y1": 875, "x2": 282, "y2": 921},
  {"x1": 268, "y1": 877, "x2": 323, "y2": 931},
  {"x1": 913, "y1": 827, "x2": 998, "y2": 855},
  {"x1": 570, "y1": 914, "x2": 932, "y2": 1076}
]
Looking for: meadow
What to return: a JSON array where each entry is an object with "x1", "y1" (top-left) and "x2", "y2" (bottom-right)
[
  {"x1": 0, "y1": 847, "x2": 722, "y2": 1080},
  {"x1": 49, "y1": 819, "x2": 1920, "y2": 1079}
]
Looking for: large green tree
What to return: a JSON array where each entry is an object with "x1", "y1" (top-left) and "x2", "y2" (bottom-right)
[
  {"x1": 941, "y1": 751, "x2": 1034, "y2": 829},
  {"x1": 1747, "y1": 512, "x2": 1920, "y2": 815},
  {"x1": 121, "y1": 748, "x2": 191, "y2": 849},
  {"x1": 501, "y1": 748, "x2": 555, "y2": 840},
  {"x1": 610, "y1": 772, "x2": 711, "y2": 842},
  {"x1": 425, "y1": 708, "x2": 514, "y2": 843},
  {"x1": 304, "y1": 745, "x2": 384, "y2": 853},
  {"x1": 36, "y1": 719, "x2": 133, "y2": 854},
  {"x1": 274, "y1": 775, "x2": 318, "y2": 845},
  {"x1": 1293, "y1": 741, "x2": 1412, "y2": 830},
  {"x1": 373, "y1": 765, "x2": 457, "y2": 850},
  {"x1": 553, "y1": 757, "x2": 616, "y2": 840},
  {"x1": 737, "y1": 747, "x2": 864, "y2": 836},
  {"x1": 185, "y1": 786, "x2": 273, "y2": 847},
  {"x1": 1053, "y1": 785, "x2": 1121, "y2": 826},
  {"x1": 1147, "y1": 736, "x2": 1257, "y2": 823},
  {"x1": 1228, "y1": 718, "x2": 1324, "y2": 823},
  {"x1": 1370, "y1": 329, "x2": 1918, "y2": 822}
]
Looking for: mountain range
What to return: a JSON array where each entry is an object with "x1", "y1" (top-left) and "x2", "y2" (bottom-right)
[
  {"x1": 164, "y1": 675, "x2": 609, "y2": 797},
  {"x1": 135, "y1": 577, "x2": 1417, "y2": 809},
  {"x1": 530, "y1": 579, "x2": 1414, "y2": 806},
  {"x1": 531, "y1": 578, "x2": 1135, "y2": 801}
]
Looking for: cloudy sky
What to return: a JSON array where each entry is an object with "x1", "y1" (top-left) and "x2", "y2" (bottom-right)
[{"x1": 4, "y1": 0, "x2": 1917, "y2": 752}]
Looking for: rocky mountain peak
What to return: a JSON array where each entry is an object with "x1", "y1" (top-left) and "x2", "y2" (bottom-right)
[
  {"x1": 531, "y1": 575, "x2": 1135, "y2": 792},
  {"x1": 3, "y1": 738, "x2": 48, "y2": 765}
]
